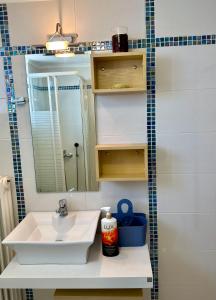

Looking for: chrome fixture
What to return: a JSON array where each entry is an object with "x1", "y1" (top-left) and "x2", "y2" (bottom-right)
[
  {"x1": 11, "y1": 97, "x2": 28, "y2": 105},
  {"x1": 46, "y1": 0, "x2": 78, "y2": 54},
  {"x1": 46, "y1": 23, "x2": 69, "y2": 51},
  {"x1": 46, "y1": 23, "x2": 78, "y2": 52},
  {"x1": 56, "y1": 199, "x2": 68, "y2": 217},
  {"x1": 63, "y1": 150, "x2": 73, "y2": 159}
]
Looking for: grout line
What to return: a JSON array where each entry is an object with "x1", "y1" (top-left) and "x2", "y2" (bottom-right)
[
  {"x1": 157, "y1": 131, "x2": 216, "y2": 134},
  {"x1": 157, "y1": 87, "x2": 216, "y2": 92},
  {"x1": 157, "y1": 172, "x2": 216, "y2": 175},
  {"x1": 158, "y1": 212, "x2": 216, "y2": 215}
]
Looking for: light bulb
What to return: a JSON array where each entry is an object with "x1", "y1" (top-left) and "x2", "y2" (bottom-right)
[{"x1": 46, "y1": 40, "x2": 69, "y2": 51}]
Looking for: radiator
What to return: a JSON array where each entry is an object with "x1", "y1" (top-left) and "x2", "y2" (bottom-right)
[{"x1": 0, "y1": 176, "x2": 23, "y2": 300}]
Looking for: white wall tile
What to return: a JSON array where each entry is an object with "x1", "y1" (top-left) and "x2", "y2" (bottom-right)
[
  {"x1": 157, "y1": 89, "x2": 216, "y2": 134},
  {"x1": 75, "y1": 0, "x2": 145, "y2": 41},
  {"x1": 157, "y1": 174, "x2": 216, "y2": 214},
  {"x1": 33, "y1": 290, "x2": 54, "y2": 300},
  {"x1": 97, "y1": 134, "x2": 146, "y2": 144},
  {"x1": 160, "y1": 283, "x2": 216, "y2": 300},
  {"x1": 0, "y1": 139, "x2": 14, "y2": 177},
  {"x1": 12, "y1": 55, "x2": 28, "y2": 98},
  {"x1": 7, "y1": 2, "x2": 59, "y2": 46},
  {"x1": 159, "y1": 250, "x2": 216, "y2": 286},
  {"x1": 0, "y1": 98, "x2": 10, "y2": 140},
  {"x1": 157, "y1": 132, "x2": 216, "y2": 174},
  {"x1": 157, "y1": 45, "x2": 216, "y2": 92},
  {"x1": 96, "y1": 94, "x2": 147, "y2": 142},
  {"x1": 155, "y1": 0, "x2": 216, "y2": 37},
  {"x1": 19, "y1": 138, "x2": 35, "y2": 179},
  {"x1": 16, "y1": 102, "x2": 32, "y2": 139},
  {"x1": 86, "y1": 182, "x2": 148, "y2": 213},
  {"x1": 158, "y1": 213, "x2": 216, "y2": 251}
]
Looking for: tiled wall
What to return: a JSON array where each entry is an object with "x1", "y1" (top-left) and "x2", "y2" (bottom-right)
[
  {"x1": 1, "y1": 1, "x2": 216, "y2": 300},
  {"x1": 155, "y1": 1, "x2": 216, "y2": 299},
  {"x1": 157, "y1": 45, "x2": 216, "y2": 300}
]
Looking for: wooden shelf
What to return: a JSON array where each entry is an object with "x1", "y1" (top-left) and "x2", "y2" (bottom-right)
[
  {"x1": 91, "y1": 52, "x2": 146, "y2": 94},
  {"x1": 93, "y1": 87, "x2": 146, "y2": 94},
  {"x1": 97, "y1": 175, "x2": 147, "y2": 182},
  {"x1": 95, "y1": 144, "x2": 148, "y2": 182}
]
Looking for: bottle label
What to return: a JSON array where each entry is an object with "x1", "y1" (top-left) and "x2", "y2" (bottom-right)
[{"x1": 102, "y1": 227, "x2": 118, "y2": 246}]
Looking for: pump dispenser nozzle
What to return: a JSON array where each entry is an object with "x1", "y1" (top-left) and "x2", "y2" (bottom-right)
[
  {"x1": 101, "y1": 207, "x2": 111, "y2": 218},
  {"x1": 106, "y1": 211, "x2": 112, "y2": 219}
]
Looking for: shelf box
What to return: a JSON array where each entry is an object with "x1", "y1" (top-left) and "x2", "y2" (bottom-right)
[
  {"x1": 91, "y1": 52, "x2": 146, "y2": 94},
  {"x1": 95, "y1": 144, "x2": 148, "y2": 182}
]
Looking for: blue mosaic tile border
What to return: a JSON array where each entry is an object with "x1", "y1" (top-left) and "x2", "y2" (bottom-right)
[
  {"x1": 0, "y1": 34, "x2": 215, "y2": 57},
  {"x1": 145, "y1": 1, "x2": 158, "y2": 299},
  {"x1": 0, "y1": 4, "x2": 10, "y2": 47},
  {"x1": 156, "y1": 34, "x2": 216, "y2": 47},
  {"x1": 25, "y1": 289, "x2": 34, "y2": 300},
  {"x1": 0, "y1": 38, "x2": 146, "y2": 56}
]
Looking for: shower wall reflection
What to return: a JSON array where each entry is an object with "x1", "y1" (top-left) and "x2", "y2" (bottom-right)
[{"x1": 25, "y1": 54, "x2": 98, "y2": 192}]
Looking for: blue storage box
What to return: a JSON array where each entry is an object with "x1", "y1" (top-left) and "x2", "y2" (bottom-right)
[{"x1": 113, "y1": 199, "x2": 147, "y2": 247}]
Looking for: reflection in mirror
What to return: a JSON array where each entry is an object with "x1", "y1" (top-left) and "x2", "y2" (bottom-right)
[{"x1": 25, "y1": 53, "x2": 98, "y2": 193}]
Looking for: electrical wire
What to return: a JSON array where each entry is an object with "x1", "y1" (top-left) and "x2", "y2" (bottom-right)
[
  {"x1": 57, "y1": 0, "x2": 63, "y2": 26},
  {"x1": 74, "y1": 0, "x2": 77, "y2": 33}
]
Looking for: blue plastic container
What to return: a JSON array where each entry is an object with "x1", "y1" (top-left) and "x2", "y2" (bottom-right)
[{"x1": 113, "y1": 199, "x2": 147, "y2": 247}]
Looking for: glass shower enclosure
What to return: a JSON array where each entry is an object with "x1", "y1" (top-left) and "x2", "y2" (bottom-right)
[{"x1": 28, "y1": 72, "x2": 93, "y2": 192}]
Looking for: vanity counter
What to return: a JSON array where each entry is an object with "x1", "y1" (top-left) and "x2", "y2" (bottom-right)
[{"x1": 0, "y1": 235, "x2": 153, "y2": 289}]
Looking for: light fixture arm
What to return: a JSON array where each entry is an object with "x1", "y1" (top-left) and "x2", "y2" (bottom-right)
[
  {"x1": 46, "y1": 0, "x2": 78, "y2": 52},
  {"x1": 56, "y1": 23, "x2": 63, "y2": 35},
  {"x1": 48, "y1": 22, "x2": 65, "y2": 43}
]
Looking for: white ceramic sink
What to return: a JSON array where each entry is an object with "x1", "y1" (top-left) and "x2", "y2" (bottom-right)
[{"x1": 2, "y1": 211, "x2": 100, "y2": 265}]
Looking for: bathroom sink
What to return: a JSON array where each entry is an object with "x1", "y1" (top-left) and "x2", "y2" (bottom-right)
[{"x1": 2, "y1": 211, "x2": 100, "y2": 265}]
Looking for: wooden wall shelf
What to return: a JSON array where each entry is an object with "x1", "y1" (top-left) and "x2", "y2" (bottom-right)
[
  {"x1": 95, "y1": 144, "x2": 148, "y2": 182},
  {"x1": 91, "y1": 52, "x2": 146, "y2": 94}
]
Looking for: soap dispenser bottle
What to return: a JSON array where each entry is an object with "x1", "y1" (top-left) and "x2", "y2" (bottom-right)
[{"x1": 101, "y1": 208, "x2": 119, "y2": 257}]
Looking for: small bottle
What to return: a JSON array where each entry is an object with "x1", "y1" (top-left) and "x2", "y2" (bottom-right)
[{"x1": 101, "y1": 208, "x2": 119, "y2": 257}]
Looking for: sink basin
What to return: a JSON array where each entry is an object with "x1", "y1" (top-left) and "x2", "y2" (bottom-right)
[{"x1": 2, "y1": 211, "x2": 100, "y2": 265}]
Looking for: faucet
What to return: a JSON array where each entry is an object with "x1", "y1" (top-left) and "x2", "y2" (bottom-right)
[{"x1": 56, "y1": 199, "x2": 68, "y2": 217}]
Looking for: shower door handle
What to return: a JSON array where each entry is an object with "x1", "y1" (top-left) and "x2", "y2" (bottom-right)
[{"x1": 63, "y1": 150, "x2": 73, "y2": 159}]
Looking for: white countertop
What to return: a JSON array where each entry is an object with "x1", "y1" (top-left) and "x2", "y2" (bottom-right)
[{"x1": 0, "y1": 236, "x2": 153, "y2": 289}]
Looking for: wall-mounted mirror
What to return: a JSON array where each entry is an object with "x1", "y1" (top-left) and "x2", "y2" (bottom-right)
[{"x1": 25, "y1": 53, "x2": 98, "y2": 193}]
